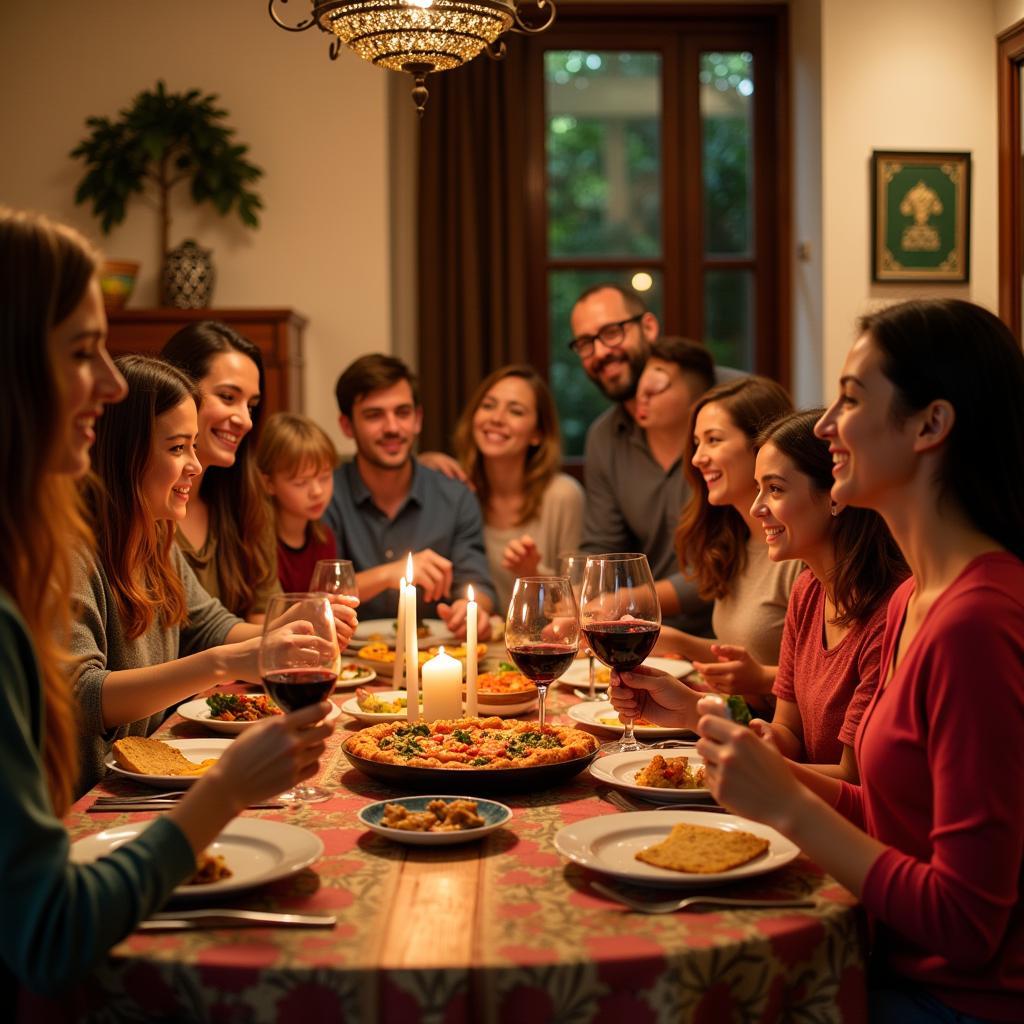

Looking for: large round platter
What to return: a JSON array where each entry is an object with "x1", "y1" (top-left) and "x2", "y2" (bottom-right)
[
  {"x1": 103, "y1": 738, "x2": 233, "y2": 789},
  {"x1": 554, "y1": 810, "x2": 799, "y2": 888},
  {"x1": 71, "y1": 818, "x2": 323, "y2": 900},
  {"x1": 556, "y1": 656, "x2": 694, "y2": 689},
  {"x1": 357, "y1": 795, "x2": 512, "y2": 846},
  {"x1": 589, "y1": 749, "x2": 712, "y2": 802},
  {"x1": 177, "y1": 696, "x2": 341, "y2": 735},
  {"x1": 568, "y1": 700, "x2": 697, "y2": 740}
]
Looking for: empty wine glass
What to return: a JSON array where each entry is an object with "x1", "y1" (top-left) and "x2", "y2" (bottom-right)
[
  {"x1": 558, "y1": 552, "x2": 598, "y2": 701},
  {"x1": 259, "y1": 593, "x2": 339, "y2": 804},
  {"x1": 579, "y1": 553, "x2": 661, "y2": 753},
  {"x1": 505, "y1": 576, "x2": 579, "y2": 732},
  {"x1": 310, "y1": 559, "x2": 358, "y2": 601}
]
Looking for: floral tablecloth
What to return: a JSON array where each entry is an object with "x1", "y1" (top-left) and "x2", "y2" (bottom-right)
[{"x1": 27, "y1": 683, "x2": 867, "y2": 1024}]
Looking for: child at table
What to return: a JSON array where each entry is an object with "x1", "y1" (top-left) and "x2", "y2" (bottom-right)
[{"x1": 256, "y1": 412, "x2": 339, "y2": 593}]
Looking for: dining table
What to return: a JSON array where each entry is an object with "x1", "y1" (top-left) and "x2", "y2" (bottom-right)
[{"x1": 23, "y1": 654, "x2": 868, "y2": 1024}]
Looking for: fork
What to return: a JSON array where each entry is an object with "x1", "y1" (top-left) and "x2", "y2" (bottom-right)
[
  {"x1": 93, "y1": 790, "x2": 189, "y2": 804},
  {"x1": 591, "y1": 881, "x2": 815, "y2": 915},
  {"x1": 599, "y1": 788, "x2": 726, "y2": 814}
]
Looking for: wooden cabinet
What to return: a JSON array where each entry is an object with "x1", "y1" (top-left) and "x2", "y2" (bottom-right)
[{"x1": 105, "y1": 308, "x2": 307, "y2": 416}]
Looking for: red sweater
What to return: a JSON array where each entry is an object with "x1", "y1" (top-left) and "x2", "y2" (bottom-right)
[
  {"x1": 276, "y1": 525, "x2": 337, "y2": 594},
  {"x1": 833, "y1": 552, "x2": 1024, "y2": 1021},
  {"x1": 773, "y1": 569, "x2": 888, "y2": 763}
]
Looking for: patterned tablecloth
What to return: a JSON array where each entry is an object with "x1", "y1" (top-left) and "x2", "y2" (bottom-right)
[{"x1": 30, "y1": 676, "x2": 867, "y2": 1024}]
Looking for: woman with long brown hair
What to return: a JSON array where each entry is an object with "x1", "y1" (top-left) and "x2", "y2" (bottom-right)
[
  {"x1": 452, "y1": 365, "x2": 583, "y2": 610},
  {"x1": 0, "y1": 208, "x2": 332, "y2": 994},
  {"x1": 160, "y1": 321, "x2": 279, "y2": 620}
]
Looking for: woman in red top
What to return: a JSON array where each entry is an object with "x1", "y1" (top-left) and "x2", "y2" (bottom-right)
[{"x1": 694, "y1": 299, "x2": 1024, "y2": 1022}]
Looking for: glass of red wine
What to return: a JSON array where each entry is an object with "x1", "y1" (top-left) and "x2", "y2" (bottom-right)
[
  {"x1": 258, "y1": 593, "x2": 340, "y2": 804},
  {"x1": 558, "y1": 552, "x2": 598, "y2": 701},
  {"x1": 505, "y1": 576, "x2": 579, "y2": 733},
  {"x1": 579, "y1": 553, "x2": 661, "y2": 753}
]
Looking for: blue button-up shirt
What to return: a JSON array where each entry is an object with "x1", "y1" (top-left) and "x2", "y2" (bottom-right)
[{"x1": 323, "y1": 461, "x2": 497, "y2": 620}]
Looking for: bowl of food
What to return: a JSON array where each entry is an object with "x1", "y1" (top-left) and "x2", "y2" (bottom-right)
[
  {"x1": 470, "y1": 662, "x2": 538, "y2": 707},
  {"x1": 357, "y1": 795, "x2": 512, "y2": 845}
]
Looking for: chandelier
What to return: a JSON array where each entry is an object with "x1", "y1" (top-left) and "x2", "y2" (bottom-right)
[{"x1": 268, "y1": 1, "x2": 557, "y2": 115}]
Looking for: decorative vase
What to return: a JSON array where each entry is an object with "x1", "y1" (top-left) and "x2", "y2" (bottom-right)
[
  {"x1": 161, "y1": 239, "x2": 215, "y2": 308},
  {"x1": 98, "y1": 260, "x2": 140, "y2": 311}
]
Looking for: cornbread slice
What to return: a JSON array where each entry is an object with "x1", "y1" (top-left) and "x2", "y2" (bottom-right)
[
  {"x1": 112, "y1": 736, "x2": 216, "y2": 777},
  {"x1": 635, "y1": 822, "x2": 770, "y2": 873}
]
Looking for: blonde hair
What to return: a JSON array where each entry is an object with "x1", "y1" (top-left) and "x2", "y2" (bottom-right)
[
  {"x1": 257, "y1": 413, "x2": 339, "y2": 544},
  {"x1": 0, "y1": 208, "x2": 97, "y2": 815}
]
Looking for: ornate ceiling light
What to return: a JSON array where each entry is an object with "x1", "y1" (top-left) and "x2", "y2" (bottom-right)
[{"x1": 268, "y1": 1, "x2": 557, "y2": 115}]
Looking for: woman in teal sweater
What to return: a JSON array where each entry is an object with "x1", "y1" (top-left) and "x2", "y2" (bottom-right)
[{"x1": 0, "y1": 208, "x2": 334, "y2": 996}]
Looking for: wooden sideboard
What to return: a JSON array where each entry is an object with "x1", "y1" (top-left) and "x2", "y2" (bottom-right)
[{"x1": 105, "y1": 308, "x2": 306, "y2": 416}]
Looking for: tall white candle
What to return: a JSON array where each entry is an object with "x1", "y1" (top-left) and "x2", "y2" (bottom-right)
[
  {"x1": 465, "y1": 584, "x2": 478, "y2": 718},
  {"x1": 422, "y1": 646, "x2": 463, "y2": 722},
  {"x1": 393, "y1": 576, "x2": 407, "y2": 691},
  {"x1": 405, "y1": 554, "x2": 420, "y2": 721}
]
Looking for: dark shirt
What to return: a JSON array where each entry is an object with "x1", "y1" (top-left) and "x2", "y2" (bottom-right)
[
  {"x1": 323, "y1": 460, "x2": 497, "y2": 620},
  {"x1": 276, "y1": 524, "x2": 338, "y2": 594}
]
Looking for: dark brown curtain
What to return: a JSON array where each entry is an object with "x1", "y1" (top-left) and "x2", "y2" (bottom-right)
[{"x1": 417, "y1": 41, "x2": 530, "y2": 453}]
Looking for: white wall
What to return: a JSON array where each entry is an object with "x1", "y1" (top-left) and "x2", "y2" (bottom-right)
[{"x1": 0, "y1": 0, "x2": 392, "y2": 449}]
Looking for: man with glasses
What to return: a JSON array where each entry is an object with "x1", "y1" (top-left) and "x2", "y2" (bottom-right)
[{"x1": 570, "y1": 283, "x2": 739, "y2": 634}]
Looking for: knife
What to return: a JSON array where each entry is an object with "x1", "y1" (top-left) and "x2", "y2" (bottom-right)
[
  {"x1": 89, "y1": 801, "x2": 285, "y2": 812},
  {"x1": 138, "y1": 909, "x2": 337, "y2": 931}
]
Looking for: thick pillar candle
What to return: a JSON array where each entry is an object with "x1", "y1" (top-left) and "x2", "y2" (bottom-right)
[{"x1": 422, "y1": 646, "x2": 463, "y2": 722}]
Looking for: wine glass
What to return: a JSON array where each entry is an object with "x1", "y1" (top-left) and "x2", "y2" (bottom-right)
[
  {"x1": 579, "y1": 553, "x2": 661, "y2": 753},
  {"x1": 310, "y1": 559, "x2": 357, "y2": 601},
  {"x1": 505, "y1": 576, "x2": 579, "y2": 732},
  {"x1": 259, "y1": 593, "x2": 340, "y2": 804},
  {"x1": 558, "y1": 552, "x2": 598, "y2": 701}
]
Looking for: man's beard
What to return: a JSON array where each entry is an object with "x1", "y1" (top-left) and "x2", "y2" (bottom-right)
[
  {"x1": 590, "y1": 343, "x2": 650, "y2": 402},
  {"x1": 357, "y1": 435, "x2": 412, "y2": 471}
]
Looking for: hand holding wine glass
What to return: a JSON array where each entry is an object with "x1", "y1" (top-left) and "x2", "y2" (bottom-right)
[
  {"x1": 579, "y1": 553, "x2": 661, "y2": 753},
  {"x1": 310, "y1": 559, "x2": 360, "y2": 647},
  {"x1": 258, "y1": 593, "x2": 340, "y2": 804},
  {"x1": 505, "y1": 576, "x2": 579, "y2": 732}
]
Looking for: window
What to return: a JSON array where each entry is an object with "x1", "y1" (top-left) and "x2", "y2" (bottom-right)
[{"x1": 524, "y1": 8, "x2": 790, "y2": 457}]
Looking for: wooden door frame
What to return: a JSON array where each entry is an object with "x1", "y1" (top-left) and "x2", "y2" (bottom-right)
[{"x1": 998, "y1": 18, "x2": 1024, "y2": 341}]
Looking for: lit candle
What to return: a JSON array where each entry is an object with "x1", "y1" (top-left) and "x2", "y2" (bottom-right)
[
  {"x1": 422, "y1": 646, "x2": 463, "y2": 722},
  {"x1": 393, "y1": 576, "x2": 407, "y2": 691},
  {"x1": 465, "y1": 584, "x2": 478, "y2": 718},
  {"x1": 405, "y1": 554, "x2": 420, "y2": 721}
]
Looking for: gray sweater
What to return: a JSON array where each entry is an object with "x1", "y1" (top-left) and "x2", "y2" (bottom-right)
[{"x1": 71, "y1": 544, "x2": 241, "y2": 794}]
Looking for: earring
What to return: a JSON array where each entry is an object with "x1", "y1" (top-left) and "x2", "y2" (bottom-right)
[{"x1": 830, "y1": 502, "x2": 839, "y2": 517}]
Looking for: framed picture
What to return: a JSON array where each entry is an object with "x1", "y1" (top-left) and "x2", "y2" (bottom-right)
[{"x1": 871, "y1": 150, "x2": 971, "y2": 282}]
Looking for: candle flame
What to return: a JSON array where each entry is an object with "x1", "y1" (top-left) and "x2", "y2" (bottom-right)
[
  {"x1": 406, "y1": 552, "x2": 414, "y2": 584},
  {"x1": 467, "y1": 584, "x2": 475, "y2": 602}
]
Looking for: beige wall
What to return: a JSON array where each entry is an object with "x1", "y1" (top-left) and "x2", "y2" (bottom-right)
[
  {"x1": 0, "y1": 0, "x2": 392, "y2": 449},
  {"x1": 997, "y1": 0, "x2": 1024, "y2": 32}
]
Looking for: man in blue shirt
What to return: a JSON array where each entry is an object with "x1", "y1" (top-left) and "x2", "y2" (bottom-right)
[{"x1": 323, "y1": 354, "x2": 495, "y2": 638}]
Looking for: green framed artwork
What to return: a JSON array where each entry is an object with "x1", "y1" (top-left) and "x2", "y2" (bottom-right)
[{"x1": 872, "y1": 150, "x2": 971, "y2": 282}]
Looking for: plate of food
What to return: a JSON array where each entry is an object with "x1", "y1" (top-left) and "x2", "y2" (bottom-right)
[
  {"x1": 351, "y1": 617, "x2": 454, "y2": 646},
  {"x1": 472, "y1": 662, "x2": 538, "y2": 707},
  {"x1": 357, "y1": 795, "x2": 512, "y2": 846},
  {"x1": 589, "y1": 750, "x2": 712, "y2": 802},
  {"x1": 556, "y1": 656, "x2": 694, "y2": 689},
  {"x1": 70, "y1": 818, "x2": 324, "y2": 899},
  {"x1": 177, "y1": 694, "x2": 342, "y2": 735},
  {"x1": 104, "y1": 737, "x2": 233, "y2": 789},
  {"x1": 553, "y1": 810, "x2": 799, "y2": 888},
  {"x1": 567, "y1": 700, "x2": 696, "y2": 740},
  {"x1": 343, "y1": 716, "x2": 600, "y2": 793},
  {"x1": 342, "y1": 688, "x2": 421, "y2": 723},
  {"x1": 356, "y1": 640, "x2": 488, "y2": 678}
]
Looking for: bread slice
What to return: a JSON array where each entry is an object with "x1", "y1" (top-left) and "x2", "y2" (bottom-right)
[
  {"x1": 635, "y1": 822, "x2": 770, "y2": 873},
  {"x1": 112, "y1": 736, "x2": 216, "y2": 777}
]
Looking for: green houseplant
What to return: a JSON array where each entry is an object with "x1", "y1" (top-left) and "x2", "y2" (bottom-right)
[{"x1": 71, "y1": 81, "x2": 263, "y2": 304}]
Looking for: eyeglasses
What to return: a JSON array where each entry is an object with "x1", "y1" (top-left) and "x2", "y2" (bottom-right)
[{"x1": 568, "y1": 314, "x2": 643, "y2": 359}]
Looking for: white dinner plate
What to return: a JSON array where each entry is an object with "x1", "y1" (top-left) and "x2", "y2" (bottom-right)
[
  {"x1": 104, "y1": 738, "x2": 234, "y2": 789},
  {"x1": 358, "y1": 795, "x2": 512, "y2": 846},
  {"x1": 589, "y1": 749, "x2": 711, "y2": 802},
  {"x1": 70, "y1": 818, "x2": 324, "y2": 899},
  {"x1": 567, "y1": 701, "x2": 697, "y2": 739},
  {"x1": 554, "y1": 810, "x2": 799, "y2": 887},
  {"x1": 351, "y1": 617, "x2": 454, "y2": 646},
  {"x1": 555, "y1": 656, "x2": 694, "y2": 689},
  {"x1": 177, "y1": 697, "x2": 342, "y2": 736},
  {"x1": 336, "y1": 661, "x2": 377, "y2": 689}
]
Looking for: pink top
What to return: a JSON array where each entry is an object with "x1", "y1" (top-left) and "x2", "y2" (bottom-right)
[
  {"x1": 276, "y1": 525, "x2": 337, "y2": 594},
  {"x1": 772, "y1": 569, "x2": 888, "y2": 763},
  {"x1": 833, "y1": 552, "x2": 1024, "y2": 1021}
]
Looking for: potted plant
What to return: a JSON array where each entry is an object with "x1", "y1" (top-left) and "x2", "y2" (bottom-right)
[{"x1": 71, "y1": 80, "x2": 263, "y2": 307}]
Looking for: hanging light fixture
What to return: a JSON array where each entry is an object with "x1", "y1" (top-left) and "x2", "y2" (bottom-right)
[{"x1": 268, "y1": 0, "x2": 557, "y2": 115}]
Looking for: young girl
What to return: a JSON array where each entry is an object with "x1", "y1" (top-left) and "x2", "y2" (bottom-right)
[
  {"x1": 257, "y1": 412, "x2": 339, "y2": 593},
  {"x1": 611, "y1": 409, "x2": 907, "y2": 780},
  {"x1": 696, "y1": 299, "x2": 1024, "y2": 1021},
  {"x1": 663, "y1": 376, "x2": 797, "y2": 709},
  {"x1": 72, "y1": 355, "x2": 354, "y2": 793},
  {"x1": 452, "y1": 365, "x2": 583, "y2": 610},
  {"x1": 160, "y1": 322, "x2": 279, "y2": 620},
  {"x1": 0, "y1": 208, "x2": 331, "y2": 994}
]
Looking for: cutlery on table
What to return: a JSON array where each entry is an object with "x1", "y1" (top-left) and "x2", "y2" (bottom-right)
[
  {"x1": 598, "y1": 789, "x2": 726, "y2": 814},
  {"x1": 93, "y1": 790, "x2": 190, "y2": 802},
  {"x1": 137, "y1": 909, "x2": 337, "y2": 931},
  {"x1": 89, "y1": 799, "x2": 284, "y2": 812},
  {"x1": 591, "y1": 881, "x2": 815, "y2": 915}
]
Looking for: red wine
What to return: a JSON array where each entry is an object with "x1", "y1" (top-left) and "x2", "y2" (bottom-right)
[
  {"x1": 507, "y1": 643, "x2": 577, "y2": 683},
  {"x1": 262, "y1": 670, "x2": 336, "y2": 712},
  {"x1": 582, "y1": 621, "x2": 660, "y2": 672}
]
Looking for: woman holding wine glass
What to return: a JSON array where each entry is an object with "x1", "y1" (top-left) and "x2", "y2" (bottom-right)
[{"x1": 579, "y1": 553, "x2": 661, "y2": 753}]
